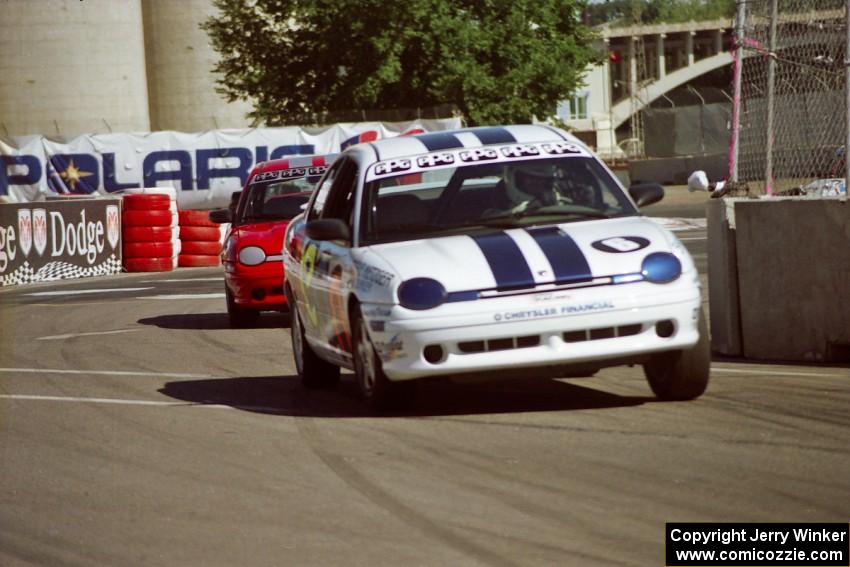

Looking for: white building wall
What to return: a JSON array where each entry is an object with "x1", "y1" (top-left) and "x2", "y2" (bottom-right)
[
  {"x1": 0, "y1": 0, "x2": 151, "y2": 138},
  {"x1": 141, "y1": 0, "x2": 254, "y2": 132}
]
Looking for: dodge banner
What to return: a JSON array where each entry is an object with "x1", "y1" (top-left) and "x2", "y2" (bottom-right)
[
  {"x1": 0, "y1": 198, "x2": 122, "y2": 287},
  {"x1": 0, "y1": 119, "x2": 461, "y2": 209}
]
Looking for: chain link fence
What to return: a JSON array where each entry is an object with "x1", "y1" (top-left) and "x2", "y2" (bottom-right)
[{"x1": 733, "y1": 0, "x2": 847, "y2": 194}]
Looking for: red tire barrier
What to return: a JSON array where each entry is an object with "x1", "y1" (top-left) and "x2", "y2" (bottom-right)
[
  {"x1": 123, "y1": 193, "x2": 171, "y2": 211},
  {"x1": 123, "y1": 209, "x2": 173, "y2": 227},
  {"x1": 124, "y1": 257, "x2": 174, "y2": 272},
  {"x1": 178, "y1": 254, "x2": 221, "y2": 267},
  {"x1": 123, "y1": 241, "x2": 176, "y2": 259},
  {"x1": 123, "y1": 226, "x2": 173, "y2": 243},
  {"x1": 178, "y1": 226, "x2": 221, "y2": 241},
  {"x1": 122, "y1": 193, "x2": 178, "y2": 272},
  {"x1": 180, "y1": 240, "x2": 222, "y2": 255},
  {"x1": 178, "y1": 209, "x2": 218, "y2": 227}
]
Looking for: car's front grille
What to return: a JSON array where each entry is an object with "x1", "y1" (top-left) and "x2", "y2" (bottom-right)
[
  {"x1": 454, "y1": 324, "x2": 644, "y2": 356},
  {"x1": 458, "y1": 334, "x2": 541, "y2": 354},
  {"x1": 563, "y1": 324, "x2": 642, "y2": 343}
]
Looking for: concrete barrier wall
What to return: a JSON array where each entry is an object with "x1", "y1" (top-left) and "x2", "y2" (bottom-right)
[
  {"x1": 709, "y1": 198, "x2": 850, "y2": 362},
  {"x1": 706, "y1": 200, "x2": 742, "y2": 356}
]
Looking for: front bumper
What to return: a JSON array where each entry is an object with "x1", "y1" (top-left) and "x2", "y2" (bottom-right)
[
  {"x1": 224, "y1": 261, "x2": 287, "y2": 310},
  {"x1": 362, "y1": 277, "x2": 702, "y2": 381}
]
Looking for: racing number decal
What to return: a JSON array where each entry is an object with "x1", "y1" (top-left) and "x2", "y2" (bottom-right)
[
  {"x1": 301, "y1": 241, "x2": 351, "y2": 352},
  {"x1": 591, "y1": 236, "x2": 650, "y2": 254},
  {"x1": 300, "y1": 243, "x2": 320, "y2": 327},
  {"x1": 328, "y1": 266, "x2": 351, "y2": 353},
  {"x1": 602, "y1": 237, "x2": 641, "y2": 252}
]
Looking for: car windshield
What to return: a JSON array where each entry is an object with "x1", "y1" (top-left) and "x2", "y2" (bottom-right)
[
  {"x1": 237, "y1": 177, "x2": 316, "y2": 223},
  {"x1": 360, "y1": 156, "x2": 638, "y2": 245}
]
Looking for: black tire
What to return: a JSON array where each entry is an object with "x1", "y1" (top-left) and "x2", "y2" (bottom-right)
[
  {"x1": 290, "y1": 296, "x2": 340, "y2": 389},
  {"x1": 643, "y1": 307, "x2": 711, "y2": 400},
  {"x1": 352, "y1": 305, "x2": 416, "y2": 411},
  {"x1": 226, "y1": 286, "x2": 259, "y2": 328}
]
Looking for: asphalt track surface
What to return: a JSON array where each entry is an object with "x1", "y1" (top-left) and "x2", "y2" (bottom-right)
[{"x1": 1, "y1": 191, "x2": 849, "y2": 566}]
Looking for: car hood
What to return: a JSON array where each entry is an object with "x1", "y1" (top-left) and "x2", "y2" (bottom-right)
[
  {"x1": 368, "y1": 217, "x2": 681, "y2": 292},
  {"x1": 231, "y1": 220, "x2": 289, "y2": 253}
]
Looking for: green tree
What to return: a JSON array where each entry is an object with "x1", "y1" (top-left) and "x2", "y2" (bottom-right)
[
  {"x1": 586, "y1": 0, "x2": 734, "y2": 26},
  {"x1": 202, "y1": 0, "x2": 600, "y2": 126}
]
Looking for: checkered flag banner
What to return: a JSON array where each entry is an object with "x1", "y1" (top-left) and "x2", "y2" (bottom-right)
[{"x1": 0, "y1": 255, "x2": 122, "y2": 287}]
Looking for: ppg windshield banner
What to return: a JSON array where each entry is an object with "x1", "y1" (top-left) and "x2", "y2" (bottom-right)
[
  {"x1": 0, "y1": 119, "x2": 461, "y2": 209},
  {"x1": 0, "y1": 199, "x2": 122, "y2": 286}
]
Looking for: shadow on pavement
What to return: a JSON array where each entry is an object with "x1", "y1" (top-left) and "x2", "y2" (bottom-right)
[
  {"x1": 138, "y1": 312, "x2": 291, "y2": 330},
  {"x1": 159, "y1": 374, "x2": 654, "y2": 418}
]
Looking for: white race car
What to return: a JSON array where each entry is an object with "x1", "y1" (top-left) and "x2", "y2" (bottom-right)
[{"x1": 284, "y1": 125, "x2": 709, "y2": 409}]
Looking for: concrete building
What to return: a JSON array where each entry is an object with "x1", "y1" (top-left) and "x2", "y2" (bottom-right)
[
  {"x1": 556, "y1": 19, "x2": 734, "y2": 158},
  {"x1": 0, "y1": 0, "x2": 253, "y2": 139},
  {"x1": 1, "y1": 1, "x2": 733, "y2": 143}
]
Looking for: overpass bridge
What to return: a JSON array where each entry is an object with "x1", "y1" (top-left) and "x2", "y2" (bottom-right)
[{"x1": 560, "y1": 19, "x2": 735, "y2": 158}]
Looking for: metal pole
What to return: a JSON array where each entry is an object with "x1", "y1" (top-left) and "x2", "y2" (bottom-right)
[
  {"x1": 764, "y1": 0, "x2": 778, "y2": 195},
  {"x1": 730, "y1": 0, "x2": 747, "y2": 183},
  {"x1": 845, "y1": 0, "x2": 850, "y2": 197}
]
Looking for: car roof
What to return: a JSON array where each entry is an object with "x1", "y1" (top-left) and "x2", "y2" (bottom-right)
[
  {"x1": 361, "y1": 125, "x2": 583, "y2": 161},
  {"x1": 250, "y1": 153, "x2": 339, "y2": 175}
]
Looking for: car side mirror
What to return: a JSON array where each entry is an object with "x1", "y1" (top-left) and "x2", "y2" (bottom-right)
[
  {"x1": 209, "y1": 208, "x2": 231, "y2": 224},
  {"x1": 628, "y1": 182, "x2": 665, "y2": 208},
  {"x1": 306, "y1": 218, "x2": 351, "y2": 243}
]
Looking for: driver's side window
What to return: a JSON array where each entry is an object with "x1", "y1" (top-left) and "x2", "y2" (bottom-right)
[
  {"x1": 307, "y1": 161, "x2": 343, "y2": 220},
  {"x1": 321, "y1": 160, "x2": 358, "y2": 227}
]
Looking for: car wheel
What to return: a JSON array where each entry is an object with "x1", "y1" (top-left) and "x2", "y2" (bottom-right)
[
  {"x1": 352, "y1": 305, "x2": 415, "y2": 411},
  {"x1": 226, "y1": 286, "x2": 259, "y2": 328},
  {"x1": 643, "y1": 307, "x2": 711, "y2": 400},
  {"x1": 290, "y1": 298, "x2": 340, "y2": 389}
]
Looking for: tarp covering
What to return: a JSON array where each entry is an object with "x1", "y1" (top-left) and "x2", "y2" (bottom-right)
[
  {"x1": 644, "y1": 103, "x2": 730, "y2": 158},
  {"x1": 0, "y1": 119, "x2": 462, "y2": 209}
]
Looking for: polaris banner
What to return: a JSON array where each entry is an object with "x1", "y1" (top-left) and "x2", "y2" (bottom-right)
[
  {"x1": 0, "y1": 119, "x2": 461, "y2": 209},
  {"x1": 0, "y1": 199, "x2": 122, "y2": 286}
]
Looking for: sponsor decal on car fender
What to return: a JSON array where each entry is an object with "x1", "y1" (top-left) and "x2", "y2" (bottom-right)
[
  {"x1": 373, "y1": 334, "x2": 405, "y2": 361},
  {"x1": 354, "y1": 261, "x2": 394, "y2": 292}
]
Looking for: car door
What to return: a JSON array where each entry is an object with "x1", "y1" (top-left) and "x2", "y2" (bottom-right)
[{"x1": 298, "y1": 158, "x2": 359, "y2": 362}]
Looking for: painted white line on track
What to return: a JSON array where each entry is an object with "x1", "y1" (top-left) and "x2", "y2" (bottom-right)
[
  {"x1": 0, "y1": 368, "x2": 214, "y2": 379},
  {"x1": 30, "y1": 301, "x2": 143, "y2": 307},
  {"x1": 0, "y1": 394, "x2": 280, "y2": 412},
  {"x1": 142, "y1": 293, "x2": 225, "y2": 300},
  {"x1": 141, "y1": 277, "x2": 223, "y2": 283},
  {"x1": 25, "y1": 287, "x2": 154, "y2": 297},
  {"x1": 678, "y1": 236, "x2": 707, "y2": 241},
  {"x1": 1, "y1": 395, "x2": 189, "y2": 407},
  {"x1": 37, "y1": 329, "x2": 140, "y2": 341},
  {"x1": 711, "y1": 367, "x2": 846, "y2": 378}
]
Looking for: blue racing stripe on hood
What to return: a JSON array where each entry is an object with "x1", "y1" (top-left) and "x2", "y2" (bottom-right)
[
  {"x1": 526, "y1": 226, "x2": 592, "y2": 283},
  {"x1": 415, "y1": 132, "x2": 465, "y2": 151},
  {"x1": 470, "y1": 232, "x2": 535, "y2": 289},
  {"x1": 467, "y1": 127, "x2": 517, "y2": 145}
]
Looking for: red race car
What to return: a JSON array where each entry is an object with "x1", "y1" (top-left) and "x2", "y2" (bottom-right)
[{"x1": 210, "y1": 154, "x2": 337, "y2": 326}]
